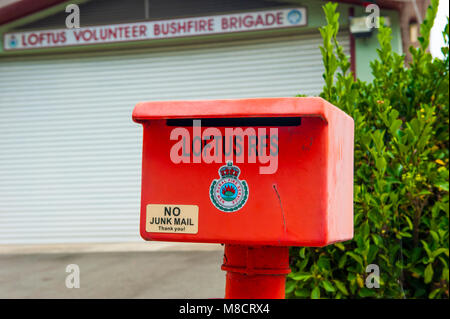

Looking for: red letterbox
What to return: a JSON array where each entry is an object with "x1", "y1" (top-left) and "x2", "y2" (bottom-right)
[
  {"x1": 132, "y1": 97, "x2": 354, "y2": 298},
  {"x1": 133, "y1": 97, "x2": 354, "y2": 246}
]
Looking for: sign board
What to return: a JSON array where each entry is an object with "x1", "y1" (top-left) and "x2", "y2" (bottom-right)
[{"x1": 3, "y1": 8, "x2": 307, "y2": 51}]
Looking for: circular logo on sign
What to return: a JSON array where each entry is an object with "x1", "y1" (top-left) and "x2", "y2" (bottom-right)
[
  {"x1": 287, "y1": 9, "x2": 302, "y2": 25},
  {"x1": 209, "y1": 161, "x2": 249, "y2": 213}
]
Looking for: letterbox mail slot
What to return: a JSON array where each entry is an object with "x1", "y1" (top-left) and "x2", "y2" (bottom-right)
[{"x1": 132, "y1": 97, "x2": 354, "y2": 246}]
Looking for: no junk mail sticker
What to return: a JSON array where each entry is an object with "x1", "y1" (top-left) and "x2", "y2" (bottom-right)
[{"x1": 146, "y1": 204, "x2": 198, "y2": 234}]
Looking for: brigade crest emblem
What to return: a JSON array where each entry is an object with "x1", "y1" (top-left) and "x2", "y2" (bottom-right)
[{"x1": 209, "y1": 161, "x2": 249, "y2": 212}]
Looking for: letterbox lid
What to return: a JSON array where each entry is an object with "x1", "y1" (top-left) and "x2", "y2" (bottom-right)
[{"x1": 132, "y1": 97, "x2": 351, "y2": 123}]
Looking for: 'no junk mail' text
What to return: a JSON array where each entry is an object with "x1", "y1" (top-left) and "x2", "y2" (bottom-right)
[{"x1": 146, "y1": 205, "x2": 199, "y2": 234}]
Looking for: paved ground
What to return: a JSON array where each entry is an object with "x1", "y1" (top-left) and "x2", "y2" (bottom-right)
[{"x1": 0, "y1": 243, "x2": 225, "y2": 298}]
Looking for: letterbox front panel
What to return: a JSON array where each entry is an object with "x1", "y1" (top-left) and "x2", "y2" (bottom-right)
[{"x1": 133, "y1": 98, "x2": 354, "y2": 246}]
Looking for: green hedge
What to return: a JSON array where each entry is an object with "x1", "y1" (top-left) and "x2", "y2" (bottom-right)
[{"x1": 286, "y1": 0, "x2": 449, "y2": 299}]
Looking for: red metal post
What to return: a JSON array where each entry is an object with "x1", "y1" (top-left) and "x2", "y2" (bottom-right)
[{"x1": 221, "y1": 244, "x2": 291, "y2": 299}]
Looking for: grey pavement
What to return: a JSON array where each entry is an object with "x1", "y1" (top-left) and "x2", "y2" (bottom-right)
[{"x1": 0, "y1": 243, "x2": 226, "y2": 298}]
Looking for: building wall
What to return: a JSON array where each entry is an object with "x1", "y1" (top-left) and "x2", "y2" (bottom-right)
[
  {"x1": 0, "y1": 0, "x2": 404, "y2": 83},
  {"x1": 398, "y1": 0, "x2": 430, "y2": 62}
]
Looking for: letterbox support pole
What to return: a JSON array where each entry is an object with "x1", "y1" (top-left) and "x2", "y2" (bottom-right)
[{"x1": 221, "y1": 244, "x2": 291, "y2": 299}]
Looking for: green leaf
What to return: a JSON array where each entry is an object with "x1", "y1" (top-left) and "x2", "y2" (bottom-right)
[
  {"x1": 390, "y1": 119, "x2": 402, "y2": 134},
  {"x1": 424, "y1": 264, "x2": 434, "y2": 284},
  {"x1": 290, "y1": 273, "x2": 312, "y2": 281},
  {"x1": 285, "y1": 280, "x2": 296, "y2": 294},
  {"x1": 404, "y1": 215, "x2": 413, "y2": 230},
  {"x1": 311, "y1": 286, "x2": 321, "y2": 299},
  {"x1": 294, "y1": 288, "x2": 310, "y2": 298},
  {"x1": 321, "y1": 280, "x2": 336, "y2": 292},
  {"x1": 432, "y1": 248, "x2": 449, "y2": 260},
  {"x1": 333, "y1": 280, "x2": 349, "y2": 296},
  {"x1": 362, "y1": 221, "x2": 370, "y2": 239},
  {"x1": 338, "y1": 254, "x2": 347, "y2": 268},
  {"x1": 434, "y1": 181, "x2": 449, "y2": 192},
  {"x1": 367, "y1": 245, "x2": 379, "y2": 264},
  {"x1": 421, "y1": 240, "x2": 433, "y2": 259},
  {"x1": 428, "y1": 288, "x2": 441, "y2": 299},
  {"x1": 429, "y1": 230, "x2": 439, "y2": 243},
  {"x1": 358, "y1": 287, "x2": 377, "y2": 298},
  {"x1": 299, "y1": 247, "x2": 306, "y2": 258},
  {"x1": 371, "y1": 234, "x2": 383, "y2": 246},
  {"x1": 347, "y1": 252, "x2": 364, "y2": 267},
  {"x1": 317, "y1": 256, "x2": 331, "y2": 270}
]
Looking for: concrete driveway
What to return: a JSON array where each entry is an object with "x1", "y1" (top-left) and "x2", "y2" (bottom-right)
[{"x1": 0, "y1": 243, "x2": 225, "y2": 299}]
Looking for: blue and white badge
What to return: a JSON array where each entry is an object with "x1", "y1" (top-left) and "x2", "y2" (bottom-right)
[
  {"x1": 209, "y1": 161, "x2": 249, "y2": 213},
  {"x1": 287, "y1": 9, "x2": 303, "y2": 25}
]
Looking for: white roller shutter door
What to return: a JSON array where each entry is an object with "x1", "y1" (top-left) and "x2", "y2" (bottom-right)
[{"x1": 0, "y1": 32, "x2": 350, "y2": 244}]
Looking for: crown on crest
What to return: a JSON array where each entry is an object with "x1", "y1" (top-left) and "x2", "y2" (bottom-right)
[{"x1": 220, "y1": 161, "x2": 240, "y2": 179}]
